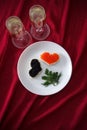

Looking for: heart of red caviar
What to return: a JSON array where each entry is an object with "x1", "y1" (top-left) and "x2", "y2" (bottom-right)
[{"x1": 40, "y1": 52, "x2": 60, "y2": 64}]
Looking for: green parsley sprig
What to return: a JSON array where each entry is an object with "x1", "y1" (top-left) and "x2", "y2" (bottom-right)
[{"x1": 42, "y1": 69, "x2": 62, "y2": 86}]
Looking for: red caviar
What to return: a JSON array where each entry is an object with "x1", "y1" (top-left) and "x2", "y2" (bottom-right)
[{"x1": 40, "y1": 52, "x2": 60, "y2": 65}]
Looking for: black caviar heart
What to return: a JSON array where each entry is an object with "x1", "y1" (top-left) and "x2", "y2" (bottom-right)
[{"x1": 29, "y1": 59, "x2": 42, "y2": 77}]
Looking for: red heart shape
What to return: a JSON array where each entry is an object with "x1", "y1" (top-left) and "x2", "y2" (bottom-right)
[{"x1": 40, "y1": 52, "x2": 60, "y2": 65}]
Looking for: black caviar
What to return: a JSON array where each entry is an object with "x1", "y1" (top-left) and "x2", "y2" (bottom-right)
[{"x1": 29, "y1": 59, "x2": 42, "y2": 77}]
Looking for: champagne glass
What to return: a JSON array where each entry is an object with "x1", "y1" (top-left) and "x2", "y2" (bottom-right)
[
  {"x1": 6, "y1": 16, "x2": 32, "y2": 48},
  {"x1": 29, "y1": 5, "x2": 50, "y2": 40}
]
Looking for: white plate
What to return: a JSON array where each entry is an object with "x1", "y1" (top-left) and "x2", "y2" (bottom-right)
[{"x1": 17, "y1": 41, "x2": 72, "y2": 95}]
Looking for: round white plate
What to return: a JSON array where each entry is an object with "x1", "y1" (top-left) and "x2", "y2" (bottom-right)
[{"x1": 17, "y1": 41, "x2": 72, "y2": 95}]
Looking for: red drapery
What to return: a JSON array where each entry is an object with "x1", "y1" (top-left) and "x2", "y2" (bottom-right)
[{"x1": 0, "y1": 0, "x2": 87, "y2": 130}]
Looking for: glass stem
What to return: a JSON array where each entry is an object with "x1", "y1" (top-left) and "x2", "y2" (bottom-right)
[{"x1": 34, "y1": 21, "x2": 44, "y2": 33}]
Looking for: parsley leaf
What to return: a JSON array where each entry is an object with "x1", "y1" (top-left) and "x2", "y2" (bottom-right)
[{"x1": 42, "y1": 69, "x2": 62, "y2": 86}]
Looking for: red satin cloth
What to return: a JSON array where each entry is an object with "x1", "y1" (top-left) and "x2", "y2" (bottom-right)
[{"x1": 0, "y1": 0, "x2": 87, "y2": 130}]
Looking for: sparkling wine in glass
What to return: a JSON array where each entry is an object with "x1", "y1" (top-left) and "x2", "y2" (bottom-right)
[
  {"x1": 6, "y1": 16, "x2": 32, "y2": 48},
  {"x1": 29, "y1": 5, "x2": 50, "y2": 40}
]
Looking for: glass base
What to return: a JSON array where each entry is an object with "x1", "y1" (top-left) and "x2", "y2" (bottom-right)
[
  {"x1": 12, "y1": 31, "x2": 32, "y2": 49},
  {"x1": 30, "y1": 24, "x2": 50, "y2": 40}
]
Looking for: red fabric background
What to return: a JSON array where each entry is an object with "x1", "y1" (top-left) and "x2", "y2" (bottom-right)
[{"x1": 0, "y1": 0, "x2": 87, "y2": 130}]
